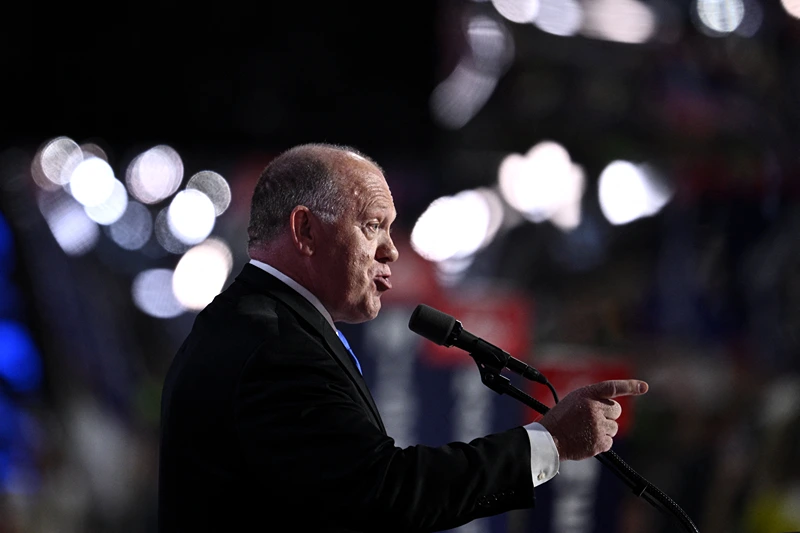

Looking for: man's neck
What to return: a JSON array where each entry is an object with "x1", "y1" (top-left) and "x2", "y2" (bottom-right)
[{"x1": 248, "y1": 258, "x2": 336, "y2": 331}]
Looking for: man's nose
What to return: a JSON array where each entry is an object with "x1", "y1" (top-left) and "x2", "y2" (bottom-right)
[{"x1": 379, "y1": 235, "x2": 399, "y2": 263}]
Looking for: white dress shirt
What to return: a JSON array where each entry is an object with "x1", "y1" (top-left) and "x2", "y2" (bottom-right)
[{"x1": 249, "y1": 259, "x2": 559, "y2": 487}]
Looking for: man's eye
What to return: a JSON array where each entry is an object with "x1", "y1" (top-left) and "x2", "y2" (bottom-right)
[{"x1": 368, "y1": 223, "x2": 380, "y2": 231}]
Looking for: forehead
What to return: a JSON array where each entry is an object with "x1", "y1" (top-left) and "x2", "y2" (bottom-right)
[{"x1": 337, "y1": 155, "x2": 395, "y2": 213}]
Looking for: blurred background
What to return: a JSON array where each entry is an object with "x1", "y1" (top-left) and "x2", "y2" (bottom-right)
[{"x1": 1, "y1": 0, "x2": 799, "y2": 532}]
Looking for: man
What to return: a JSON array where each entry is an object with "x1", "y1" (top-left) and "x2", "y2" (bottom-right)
[{"x1": 158, "y1": 143, "x2": 648, "y2": 532}]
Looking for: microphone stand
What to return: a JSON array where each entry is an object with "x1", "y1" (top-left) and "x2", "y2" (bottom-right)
[{"x1": 471, "y1": 358, "x2": 700, "y2": 533}]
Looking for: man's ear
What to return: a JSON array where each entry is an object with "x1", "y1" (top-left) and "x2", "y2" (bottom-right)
[{"x1": 289, "y1": 206, "x2": 315, "y2": 256}]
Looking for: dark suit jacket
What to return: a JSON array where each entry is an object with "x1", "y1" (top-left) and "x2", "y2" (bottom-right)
[{"x1": 158, "y1": 263, "x2": 535, "y2": 532}]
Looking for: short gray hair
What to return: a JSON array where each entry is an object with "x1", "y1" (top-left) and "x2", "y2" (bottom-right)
[{"x1": 247, "y1": 143, "x2": 378, "y2": 246}]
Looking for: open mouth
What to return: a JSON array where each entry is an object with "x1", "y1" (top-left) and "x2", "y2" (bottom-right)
[{"x1": 374, "y1": 276, "x2": 392, "y2": 291}]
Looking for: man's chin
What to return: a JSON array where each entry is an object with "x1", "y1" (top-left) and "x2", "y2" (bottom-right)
[{"x1": 338, "y1": 301, "x2": 381, "y2": 324}]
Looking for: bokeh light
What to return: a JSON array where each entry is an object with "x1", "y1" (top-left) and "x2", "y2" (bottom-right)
[
  {"x1": 172, "y1": 238, "x2": 234, "y2": 311},
  {"x1": 533, "y1": 0, "x2": 583, "y2": 37},
  {"x1": 498, "y1": 141, "x2": 585, "y2": 231},
  {"x1": 696, "y1": 0, "x2": 745, "y2": 34},
  {"x1": 475, "y1": 188, "x2": 505, "y2": 249},
  {"x1": 106, "y1": 201, "x2": 152, "y2": 251},
  {"x1": 30, "y1": 149, "x2": 61, "y2": 192},
  {"x1": 186, "y1": 171, "x2": 231, "y2": 216},
  {"x1": 84, "y1": 179, "x2": 129, "y2": 226},
  {"x1": 430, "y1": 67, "x2": 499, "y2": 130},
  {"x1": 430, "y1": 15, "x2": 512, "y2": 130},
  {"x1": 79, "y1": 143, "x2": 108, "y2": 161},
  {"x1": 36, "y1": 136, "x2": 83, "y2": 188},
  {"x1": 410, "y1": 189, "x2": 501, "y2": 262},
  {"x1": 37, "y1": 191, "x2": 100, "y2": 256},
  {"x1": 167, "y1": 189, "x2": 216, "y2": 245},
  {"x1": 125, "y1": 145, "x2": 184, "y2": 204},
  {"x1": 466, "y1": 15, "x2": 515, "y2": 74},
  {"x1": 549, "y1": 165, "x2": 585, "y2": 231},
  {"x1": 131, "y1": 269, "x2": 185, "y2": 318},
  {"x1": 491, "y1": 0, "x2": 539, "y2": 24},
  {"x1": 582, "y1": 0, "x2": 657, "y2": 44},
  {"x1": 783, "y1": 0, "x2": 800, "y2": 18},
  {"x1": 68, "y1": 157, "x2": 117, "y2": 207},
  {"x1": 598, "y1": 160, "x2": 673, "y2": 225},
  {"x1": 154, "y1": 208, "x2": 190, "y2": 254}
]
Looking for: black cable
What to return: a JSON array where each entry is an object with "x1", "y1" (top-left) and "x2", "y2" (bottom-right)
[{"x1": 545, "y1": 379, "x2": 559, "y2": 404}]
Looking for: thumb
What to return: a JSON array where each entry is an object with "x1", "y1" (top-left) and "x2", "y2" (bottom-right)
[{"x1": 587, "y1": 379, "x2": 648, "y2": 399}]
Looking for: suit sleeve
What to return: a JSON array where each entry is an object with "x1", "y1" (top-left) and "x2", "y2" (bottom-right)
[{"x1": 233, "y1": 338, "x2": 535, "y2": 532}]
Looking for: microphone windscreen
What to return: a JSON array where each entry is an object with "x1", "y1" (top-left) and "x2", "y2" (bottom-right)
[{"x1": 408, "y1": 304, "x2": 456, "y2": 346}]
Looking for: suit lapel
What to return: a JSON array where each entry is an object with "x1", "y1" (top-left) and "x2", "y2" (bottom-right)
[
  {"x1": 236, "y1": 264, "x2": 386, "y2": 434},
  {"x1": 318, "y1": 326, "x2": 386, "y2": 434}
]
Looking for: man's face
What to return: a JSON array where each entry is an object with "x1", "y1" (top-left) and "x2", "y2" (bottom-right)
[{"x1": 313, "y1": 157, "x2": 399, "y2": 323}]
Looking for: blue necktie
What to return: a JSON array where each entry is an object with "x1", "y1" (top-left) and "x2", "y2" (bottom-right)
[{"x1": 336, "y1": 330, "x2": 363, "y2": 375}]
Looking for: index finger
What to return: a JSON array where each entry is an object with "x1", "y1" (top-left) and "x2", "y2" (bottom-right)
[{"x1": 587, "y1": 379, "x2": 648, "y2": 399}]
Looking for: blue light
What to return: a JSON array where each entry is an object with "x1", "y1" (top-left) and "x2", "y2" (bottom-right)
[
  {"x1": 0, "y1": 394, "x2": 15, "y2": 486},
  {"x1": 0, "y1": 212, "x2": 12, "y2": 276},
  {"x1": 0, "y1": 279, "x2": 21, "y2": 319},
  {"x1": 0, "y1": 321, "x2": 42, "y2": 393}
]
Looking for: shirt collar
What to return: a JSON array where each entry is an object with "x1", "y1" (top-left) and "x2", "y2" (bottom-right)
[{"x1": 248, "y1": 259, "x2": 336, "y2": 331}]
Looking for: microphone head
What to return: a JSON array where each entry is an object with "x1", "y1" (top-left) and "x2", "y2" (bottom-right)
[{"x1": 408, "y1": 304, "x2": 457, "y2": 346}]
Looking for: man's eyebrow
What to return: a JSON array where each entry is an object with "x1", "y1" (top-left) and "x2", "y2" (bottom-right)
[{"x1": 363, "y1": 204, "x2": 393, "y2": 216}]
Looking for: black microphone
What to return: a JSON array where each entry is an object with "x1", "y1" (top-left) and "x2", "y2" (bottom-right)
[{"x1": 408, "y1": 304, "x2": 548, "y2": 384}]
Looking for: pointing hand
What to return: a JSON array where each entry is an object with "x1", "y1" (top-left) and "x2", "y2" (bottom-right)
[{"x1": 539, "y1": 379, "x2": 648, "y2": 461}]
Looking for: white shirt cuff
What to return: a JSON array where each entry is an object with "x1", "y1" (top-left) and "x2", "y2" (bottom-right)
[{"x1": 524, "y1": 422, "x2": 559, "y2": 487}]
